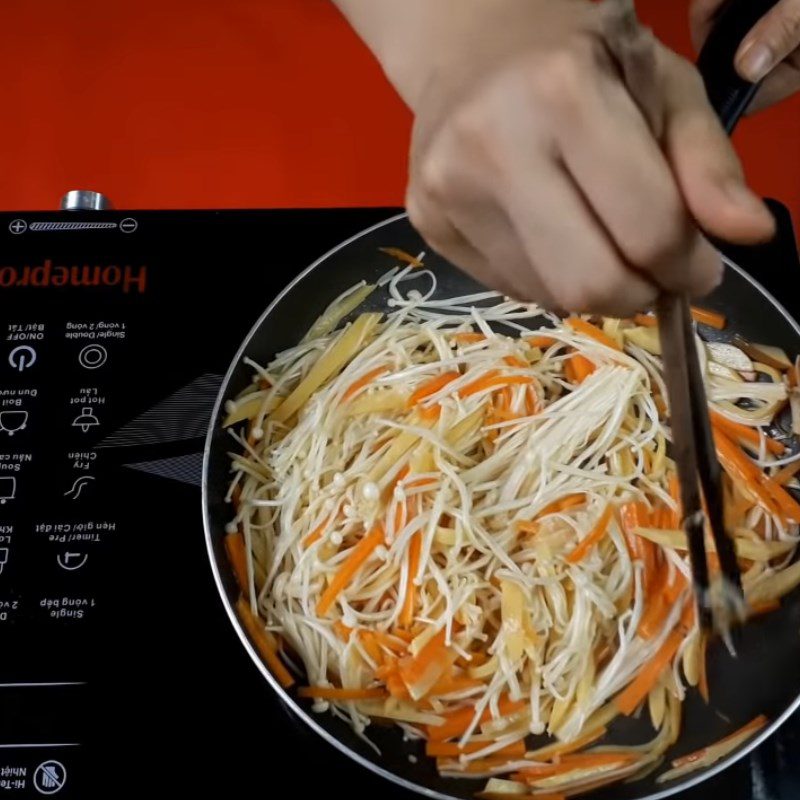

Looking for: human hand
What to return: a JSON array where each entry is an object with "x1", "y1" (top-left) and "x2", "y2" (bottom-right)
[
  {"x1": 335, "y1": 0, "x2": 775, "y2": 315},
  {"x1": 691, "y1": 0, "x2": 800, "y2": 112}
]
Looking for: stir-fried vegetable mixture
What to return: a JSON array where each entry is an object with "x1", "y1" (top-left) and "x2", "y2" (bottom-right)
[{"x1": 223, "y1": 257, "x2": 800, "y2": 797}]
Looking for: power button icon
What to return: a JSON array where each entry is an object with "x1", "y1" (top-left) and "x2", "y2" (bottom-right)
[{"x1": 8, "y1": 345, "x2": 37, "y2": 372}]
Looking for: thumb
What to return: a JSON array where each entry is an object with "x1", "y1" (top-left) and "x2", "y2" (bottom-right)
[
  {"x1": 660, "y1": 52, "x2": 776, "y2": 245},
  {"x1": 736, "y1": 0, "x2": 800, "y2": 82}
]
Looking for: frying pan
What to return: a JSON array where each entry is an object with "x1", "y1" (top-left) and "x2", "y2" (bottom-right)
[{"x1": 203, "y1": 1, "x2": 800, "y2": 798}]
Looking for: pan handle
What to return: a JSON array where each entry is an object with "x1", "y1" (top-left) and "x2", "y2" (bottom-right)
[{"x1": 696, "y1": 0, "x2": 781, "y2": 132}]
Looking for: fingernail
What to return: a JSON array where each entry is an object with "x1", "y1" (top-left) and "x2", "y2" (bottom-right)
[{"x1": 737, "y1": 40, "x2": 774, "y2": 82}]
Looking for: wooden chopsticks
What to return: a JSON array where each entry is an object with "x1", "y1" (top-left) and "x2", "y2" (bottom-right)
[{"x1": 656, "y1": 293, "x2": 744, "y2": 631}]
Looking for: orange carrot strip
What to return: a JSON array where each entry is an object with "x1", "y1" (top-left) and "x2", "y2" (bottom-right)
[
  {"x1": 360, "y1": 631, "x2": 385, "y2": 666},
  {"x1": 452, "y1": 332, "x2": 486, "y2": 344},
  {"x1": 570, "y1": 353, "x2": 596, "y2": 384},
  {"x1": 379, "y1": 247, "x2": 424, "y2": 268},
  {"x1": 303, "y1": 514, "x2": 333, "y2": 549},
  {"x1": 566, "y1": 504, "x2": 614, "y2": 564},
  {"x1": 428, "y1": 695, "x2": 526, "y2": 741},
  {"x1": 774, "y1": 459, "x2": 800, "y2": 486},
  {"x1": 710, "y1": 411, "x2": 785, "y2": 455},
  {"x1": 690, "y1": 306, "x2": 726, "y2": 330},
  {"x1": 615, "y1": 629, "x2": 684, "y2": 715},
  {"x1": 317, "y1": 525, "x2": 384, "y2": 616},
  {"x1": 714, "y1": 431, "x2": 783, "y2": 518},
  {"x1": 459, "y1": 373, "x2": 534, "y2": 398},
  {"x1": 670, "y1": 715, "x2": 768, "y2": 769},
  {"x1": 408, "y1": 372, "x2": 460, "y2": 407},
  {"x1": 426, "y1": 740, "x2": 526, "y2": 758},
  {"x1": 298, "y1": 686, "x2": 387, "y2": 700},
  {"x1": 341, "y1": 365, "x2": 389, "y2": 403},
  {"x1": 761, "y1": 476, "x2": 800, "y2": 523},
  {"x1": 235, "y1": 597, "x2": 294, "y2": 688},
  {"x1": 224, "y1": 532, "x2": 249, "y2": 596},
  {"x1": 634, "y1": 313, "x2": 658, "y2": 328},
  {"x1": 525, "y1": 335, "x2": 557, "y2": 348},
  {"x1": 400, "y1": 532, "x2": 422, "y2": 628},
  {"x1": 398, "y1": 629, "x2": 456, "y2": 699},
  {"x1": 566, "y1": 317, "x2": 622, "y2": 351},
  {"x1": 503, "y1": 355, "x2": 528, "y2": 368},
  {"x1": 333, "y1": 620, "x2": 353, "y2": 642},
  {"x1": 637, "y1": 565, "x2": 670, "y2": 640},
  {"x1": 386, "y1": 670, "x2": 411, "y2": 700},
  {"x1": 419, "y1": 404, "x2": 443, "y2": 422}
]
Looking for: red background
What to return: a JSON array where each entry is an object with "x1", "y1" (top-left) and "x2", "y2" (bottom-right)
[{"x1": 0, "y1": 0, "x2": 797, "y2": 217}]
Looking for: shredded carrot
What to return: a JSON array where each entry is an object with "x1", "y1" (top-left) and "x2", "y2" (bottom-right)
[
  {"x1": 235, "y1": 597, "x2": 295, "y2": 688},
  {"x1": 774, "y1": 459, "x2": 800, "y2": 486},
  {"x1": 303, "y1": 514, "x2": 333, "y2": 549},
  {"x1": 452, "y1": 332, "x2": 486, "y2": 344},
  {"x1": 400, "y1": 532, "x2": 422, "y2": 628},
  {"x1": 316, "y1": 524, "x2": 384, "y2": 616},
  {"x1": 503, "y1": 355, "x2": 528, "y2": 369},
  {"x1": 761, "y1": 475, "x2": 800, "y2": 522},
  {"x1": 634, "y1": 313, "x2": 658, "y2": 328},
  {"x1": 573, "y1": 353, "x2": 596, "y2": 382},
  {"x1": 408, "y1": 371, "x2": 460, "y2": 407},
  {"x1": 360, "y1": 630, "x2": 386, "y2": 666},
  {"x1": 690, "y1": 306, "x2": 726, "y2": 330},
  {"x1": 426, "y1": 740, "x2": 526, "y2": 758},
  {"x1": 714, "y1": 431, "x2": 783, "y2": 518},
  {"x1": 525, "y1": 335, "x2": 557, "y2": 348},
  {"x1": 566, "y1": 317, "x2": 622, "y2": 351},
  {"x1": 637, "y1": 564, "x2": 670, "y2": 639},
  {"x1": 419, "y1": 403, "x2": 443, "y2": 422},
  {"x1": 459, "y1": 372, "x2": 534, "y2": 398},
  {"x1": 379, "y1": 246, "x2": 424, "y2": 268},
  {"x1": 333, "y1": 620, "x2": 353, "y2": 642},
  {"x1": 670, "y1": 715, "x2": 768, "y2": 769},
  {"x1": 341, "y1": 365, "x2": 389, "y2": 403},
  {"x1": 615, "y1": 628, "x2": 684, "y2": 715},
  {"x1": 566, "y1": 503, "x2": 614, "y2": 564},
  {"x1": 224, "y1": 531, "x2": 249, "y2": 596},
  {"x1": 428, "y1": 695, "x2": 526, "y2": 741},
  {"x1": 517, "y1": 494, "x2": 586, "y2": 535},
  {"x1": 710, "y1": 411, "x2": 785, "y2": 456},
  {"x1": 398, "y1": 629, "x2": 456, "y2": 699},
  {"x1": 298, "y1": 686, "x2": 387, "y2": 700}
]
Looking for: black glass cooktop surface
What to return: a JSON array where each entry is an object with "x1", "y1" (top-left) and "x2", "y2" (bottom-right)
[{"x1": 0, "y1": 205, "x2": 798, "y2": 799}]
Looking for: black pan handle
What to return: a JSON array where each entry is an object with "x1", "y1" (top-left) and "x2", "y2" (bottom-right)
[{"x1": 696, "y1": 0, "x2": 781, "y2": 132}]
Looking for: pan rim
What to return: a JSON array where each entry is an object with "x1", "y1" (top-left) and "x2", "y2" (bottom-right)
[{"x1": 202, "y1": 211, "x2": 800, "y2": 800}]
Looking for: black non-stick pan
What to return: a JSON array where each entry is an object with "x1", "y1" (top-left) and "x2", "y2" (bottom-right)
[{"x1": 203, "y1": 1, "x2": 800, "y2": 798}]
